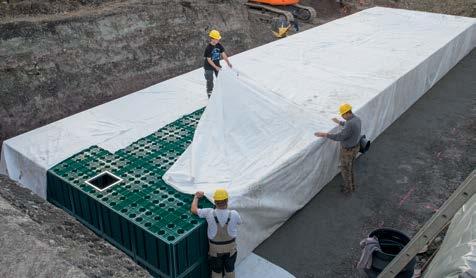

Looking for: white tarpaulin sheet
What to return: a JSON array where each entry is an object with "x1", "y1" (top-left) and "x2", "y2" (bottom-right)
[
  {"x1": 164, "y1": 7, "x2": 476, "y2": 261},
  {"x1": 236, "y1": 253, "x2": 294, "y2": 278},
  {"x1": 0, "y1": 69, "x2": 208, "y2": 199},
  {"x1": 0, "y1": 68, "x2": 292, "y2": 277},
  {"x1": 1, "y1": 7, "x2": 475, "y2": 277},
  {"x1": 424, "y1": 193, "x2": 476, "y2": 277}
]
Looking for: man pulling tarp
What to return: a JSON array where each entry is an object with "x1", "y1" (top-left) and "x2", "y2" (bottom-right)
[
  {"x1": 164, "y1": 7, "x2": 476, "y2": 265},
  {"x1": 204, "y1": 30, "x2": 233, "y2": 98},
  {"x1": 191, "y1": 188, "x2": 242, "y2": 278},
  {"x1": 315, "y1": 103, "x2": 362, "y2": 193}
]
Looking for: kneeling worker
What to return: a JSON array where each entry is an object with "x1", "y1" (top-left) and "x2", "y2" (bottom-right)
[
  {"x1": 315, "y1": 103, "x2": 362, "y2": 193},
  {"x1": 191, "y1": 189, "x2": 242, "y2": 277}
]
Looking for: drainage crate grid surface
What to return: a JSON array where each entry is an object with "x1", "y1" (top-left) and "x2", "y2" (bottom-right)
[{"x1": 47, "y1": 108, "x2": 213, "y2": 278}]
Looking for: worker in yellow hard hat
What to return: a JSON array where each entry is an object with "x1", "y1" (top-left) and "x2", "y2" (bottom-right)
[
  {"x1": 191, "y1": 188, "x2": 242, "y2": 277},
  {"x1": 315, "y1": 103, "x2": 362, "y2": 193},
  {"x1": 204, "y1": 29, "x2": 233, "y2": 98},
  {"x1": 271, "y1": 17, "x2": 291, "y2": 38}
]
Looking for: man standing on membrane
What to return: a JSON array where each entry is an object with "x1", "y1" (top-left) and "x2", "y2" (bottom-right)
[
  {"x1": 315, "y1": 103, "x2": 362, "y2": 193},
  {"x1": 191, "y1": 189, "x2": 242, "y2": 277},
  {"x1": 204, "y1": 29, "x2": 232, "y2": 98}
]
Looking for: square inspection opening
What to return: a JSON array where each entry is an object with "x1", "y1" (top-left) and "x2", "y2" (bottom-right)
[{"x1": 85, "y1": 171, "x2": 122, "y2": 191}]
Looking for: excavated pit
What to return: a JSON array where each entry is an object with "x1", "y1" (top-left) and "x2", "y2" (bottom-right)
[{"x1": 0, "y1": 0, "x2": 475, "y2": 277}]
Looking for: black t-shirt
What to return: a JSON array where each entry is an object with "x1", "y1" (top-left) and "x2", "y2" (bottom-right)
[{"x1": 203, "y1": 43, "x2": 225, "y2": 71}]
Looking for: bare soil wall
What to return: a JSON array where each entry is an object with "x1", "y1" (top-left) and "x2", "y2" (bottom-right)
[{"x1": 0, "y1": 0, "x2": 270, "y2": 144}]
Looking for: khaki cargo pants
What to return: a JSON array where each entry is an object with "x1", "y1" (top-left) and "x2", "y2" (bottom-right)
[{"x1": 339, "y1": 145, "x2": 360, "y2": 192}]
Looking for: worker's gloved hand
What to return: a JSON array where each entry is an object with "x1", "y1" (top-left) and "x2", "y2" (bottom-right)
[
  {"x1": 227, "y1": 62, "x2": 233, "y2": 68},
  {"x1": 195, "y1": 191, "x2": 204, "y2": 199},
  {"x1": 332, "y1": 118, "x2": 340, "y2": 124}
]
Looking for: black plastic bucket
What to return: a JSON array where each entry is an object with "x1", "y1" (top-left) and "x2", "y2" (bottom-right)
[{"x1": 364, "y1": 228, "x2": 416, "y2": 278}]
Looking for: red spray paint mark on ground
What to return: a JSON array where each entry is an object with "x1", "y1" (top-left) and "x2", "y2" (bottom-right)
[
  {"x1": 399, "y1": 186, "x2": 416, "y2": 207},
  {"x1": 424, "y1": 203, "x2": 439, "y2": 212}
]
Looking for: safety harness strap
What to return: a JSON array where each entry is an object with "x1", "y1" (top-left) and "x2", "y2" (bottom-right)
[{"x1": 213, "y1": 210, "x2": 232, "y2": 224}]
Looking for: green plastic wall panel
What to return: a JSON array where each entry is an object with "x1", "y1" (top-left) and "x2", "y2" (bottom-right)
[{"x1": 47, "y1": 108, "x2": 213, "y2": 278}]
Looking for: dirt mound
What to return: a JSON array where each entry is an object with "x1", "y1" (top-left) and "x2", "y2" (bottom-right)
[
  {"x1": 0, "y1": 0, "x2": 119, "y2": 18},
  {"x1": 341, "y1": 0, "x2": 476, "y2": 17},
  {"x1": 301, "y1": 0, "x2": 343, "y2": 20},
  {"x1": 0, "y1": 174, "x2": 149, "y2": 277}
]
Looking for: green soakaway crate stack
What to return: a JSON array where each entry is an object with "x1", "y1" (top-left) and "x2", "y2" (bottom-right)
[{"x1": 47, "y1": 108, "x2": 214, "y2": 278}]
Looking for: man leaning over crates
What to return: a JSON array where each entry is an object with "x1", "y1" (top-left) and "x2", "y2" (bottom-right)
[{"x1": 191, "y1": 189, "x2": 242, "y2": 277}]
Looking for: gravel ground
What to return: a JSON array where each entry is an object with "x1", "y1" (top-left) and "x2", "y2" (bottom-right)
[
  {"x1": 0, "y1": 175, "x2": 149, "y2": 278},
  {"x1": 255, "y1": 49, "x2": 476, "y2": 277}
]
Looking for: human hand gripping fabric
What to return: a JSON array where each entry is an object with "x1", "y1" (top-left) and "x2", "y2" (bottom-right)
[{"x1": 195, "y1": 191, "x2": 204, "y2": 199}]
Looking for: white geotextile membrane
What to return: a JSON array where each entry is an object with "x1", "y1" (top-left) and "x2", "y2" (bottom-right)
[
  {"x1": 164, "y1": 7, "x2": 476, "y2": 261},
  {"x1": 0, "y1": 69, "x2": 208, "y2": 198},
  {"x1": 0, "y1": 7, "x2": 475, "y2": 277},
  {"x1": 236, "y1": 253, "x2": 294, "y2": 278},
  {"x1": 424, "y1": 194, "x2": 476, "y2": 277}
]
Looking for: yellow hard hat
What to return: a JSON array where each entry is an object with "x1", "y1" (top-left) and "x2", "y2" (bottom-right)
[
  {"x1": 209, "y1": 30, "x2": 221, "y2": 40},
  {"x1": 339, "y1": 103, "x2": 352, "y2": 115},
  {"x1": 213, "y1": 188, "x2": 228, "y2": 201}
]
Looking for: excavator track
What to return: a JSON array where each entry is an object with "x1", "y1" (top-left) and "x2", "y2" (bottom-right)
[
  {"x1": 245, "y1": 2, "x2": 294, "y2": 23},
  {"x1": 292, "y1": 4, "x2": 316, "y2": 22}
]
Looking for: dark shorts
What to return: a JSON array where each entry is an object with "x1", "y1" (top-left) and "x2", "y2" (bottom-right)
[{"x1": 209, "y1": 252, "x2": 237, "y2": 273}]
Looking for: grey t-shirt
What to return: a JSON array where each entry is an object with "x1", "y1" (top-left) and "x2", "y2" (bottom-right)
[{"x1": 327, "y1": 114, "x2": 362, "y2": 148}]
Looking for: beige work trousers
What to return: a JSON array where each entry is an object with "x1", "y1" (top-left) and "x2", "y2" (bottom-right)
[{"x1": 339, "y1": 145, "x2": 360, "y2": 191}]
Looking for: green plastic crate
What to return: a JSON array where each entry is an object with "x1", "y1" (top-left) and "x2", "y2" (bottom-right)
[{"x1": 47, "y1": 108, "x2": 213, "y2": 278}]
